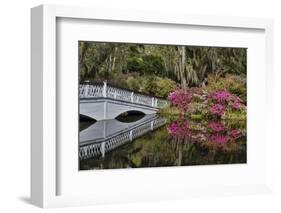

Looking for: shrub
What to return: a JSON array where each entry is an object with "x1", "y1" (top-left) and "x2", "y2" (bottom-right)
[
  {"x1": 154, "y1": 77, "x2": 177, "y2": 98},
  {"x1": 207, "y1": 74, "x2": 246, "y2": 102},
  {"x1": 126, "y1": 76, "x2": 141, "y2": 91},
  {"x1": 142, "y1": 55, "x2": 165, "y2": 76},
  {"x1": 126, "y1": 56, "x2": 144, "y2": 73},
  {"x1": 142, "y1": 75, "x2": 157, "y2": 95}
]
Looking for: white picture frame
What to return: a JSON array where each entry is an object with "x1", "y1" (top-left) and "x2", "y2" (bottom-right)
[{"x1": 31, "y1": 4, "x2": 274, "y2": 208}]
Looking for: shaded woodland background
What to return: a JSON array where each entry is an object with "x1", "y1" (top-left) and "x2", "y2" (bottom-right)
[{"x1": 79, "y1": 42, "x2": 246, "y2": 99}]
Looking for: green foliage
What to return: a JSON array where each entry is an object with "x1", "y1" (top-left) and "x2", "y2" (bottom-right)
[
  {"x1": 158, "y1": 106, "x2": 181, "y2": 116},
  {"x1": 207, "y1": 74, "x2": 246, "y2": 102},
  {"x1": 190, "y1": 114, "x2": 204, "y2": 121},
  {"x1": 142, "y1": 75, "x2": 157, "y2": 94},
  {"x1": 126, "y1": 56, "x2": 144, "y2": 73},
  {"x1": 79, "y1": 41, "x2": 247, "y2": 95},
  {"x1": 142, "y1": 55, "x2": 165, "y2": 75},
  {"x1": 223, "y1": 110, "x2": 246, "y2": 129},
  {"x1": 125, "y1": 76, "x2": 141, "y2": 91},
  {"x1": 153, "y1": 77, "x2": 177, "y2": 97},
  {"x1": 126, "y1": 54, "x2": 165, "y2": 76},
  {"x1": 140, "y1": 76, "x2": 177, "y2": 98}
]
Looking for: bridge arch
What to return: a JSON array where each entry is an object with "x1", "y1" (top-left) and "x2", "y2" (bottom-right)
[
  {"x1": 115, "y1": 110, "x2": 145, "y2": 122},
  {"x1": 80, "y1": 99, "x2": 158, "y2": 121},
  {"x1": 80, "y1": 114, "x2": 96, "y2": 121}
]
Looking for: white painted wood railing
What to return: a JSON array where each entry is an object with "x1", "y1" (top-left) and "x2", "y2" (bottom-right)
[{"x1": 79, "y1": 82, "x2": 168, "y2": 108}]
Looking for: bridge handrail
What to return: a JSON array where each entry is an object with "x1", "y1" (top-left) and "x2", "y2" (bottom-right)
[{"x1": 79, "y1": 82, "x2": 169, "y2": 108}]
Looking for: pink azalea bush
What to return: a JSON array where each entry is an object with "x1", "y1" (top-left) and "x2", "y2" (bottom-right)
[
  {"x1": 228, "y1": 129, "x2": 241, "y2": 139},
  {"x1": 209, "y1": 134, "x2": 229, "y2": 144},
  {"x1": 231, "y1": 101, "x2": 241, "y2": 110},
  {"x1": 208, "y1": 121, "x2": 224, "y2": 132},
  {"x1": 168, "y1": 90, "x2": 192, "y2": 112},
  {"x1": 209, "y1": 90, "x2": 244, "y2": 118},
  {"x1": 167, "y1": 119, "x2": 243, "y2": 146},
  {"x1": 167, "y1": 120, "x2": 191, "y2": 139},
  {"x1": 167, "y1": 88, "x2": 244, "y2": 119},
  {"x1": 211, "y1": 90, "x2": 231, "y2": 103},
  {"x1": 209, "y1": 104, "x2": 225, "y2": 116},
  {"x1": 166, "y1": 88, "x2": 245, "y2": 149}
]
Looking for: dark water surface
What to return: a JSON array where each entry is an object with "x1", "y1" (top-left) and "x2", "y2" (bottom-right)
[{"x1": 79, "y1": 115, "x2": 246, "y2": 170}]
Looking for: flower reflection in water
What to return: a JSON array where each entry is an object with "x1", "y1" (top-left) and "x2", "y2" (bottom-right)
[{"x1": 166, "y1": 88, "x2": 246, "y2": 166}]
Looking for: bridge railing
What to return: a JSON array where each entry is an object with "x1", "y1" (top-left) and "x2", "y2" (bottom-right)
[
  {"x1": 79, "y1": 116, "x2": 167, "y2": 160},
  {"x1": 79, "y1": 82, "x2": 168, "y2": 108}
]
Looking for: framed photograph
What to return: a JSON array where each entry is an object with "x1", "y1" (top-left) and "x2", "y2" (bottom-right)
[{"x1": 31, "y1": 4, "x2": 274, "y2": 208}]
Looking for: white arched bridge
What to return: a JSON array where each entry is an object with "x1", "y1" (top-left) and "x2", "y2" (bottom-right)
[
  {"x1": 79, "y1": 114, "x2": 167, "y2": 160},
  {"x1": 79, "y1": 82, "x2": 168, "y2": 120}
]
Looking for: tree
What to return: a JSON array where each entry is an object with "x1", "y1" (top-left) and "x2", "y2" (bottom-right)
[{"x1": 79, "y1": 42, "x2": 246, "y2": 89}]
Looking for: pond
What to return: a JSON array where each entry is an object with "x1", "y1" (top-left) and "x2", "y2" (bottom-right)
[{"x1": 79, "y1": 114, "x2": 246, "y2": 170}]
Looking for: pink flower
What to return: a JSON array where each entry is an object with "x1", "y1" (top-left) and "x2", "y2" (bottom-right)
[
  {"x1": 167, "y1": 122, "x2": 180, "y2": 134},
  {"x1": 209, "y1": 134, "x2": 229, "y2": 144},
  {"x1": 231, "y1": 101, "x2": 241, "y2": 110},
  {"x1": 211, "y1": 90, "x2": 231, "y2": 103},
  {"x1": 208, "y1": 121, "x2": 224, "y2": 132},
  {"x1": 167, "y1": 120, "x2": 191, "y2": 139},
  {"x1": 209, "y1": 104, "x2": 225, "y2": 116},
  {"x1": 229, "y1": 129, "x2": 241, "y2": 139},
  {"x1": 168, "y1": 90, "x2": 192, "y2": 112}
]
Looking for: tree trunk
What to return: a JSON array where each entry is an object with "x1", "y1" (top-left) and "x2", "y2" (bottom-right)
[
  {"x1": 178, "y1": 46, "x2": 187, "y2": 89},
  {"x1": 199, "y1": 63, "x2": 208, "y2": 83},
  {"x1": 178, "y1": 141, "x2": 183, "y2": 166}
]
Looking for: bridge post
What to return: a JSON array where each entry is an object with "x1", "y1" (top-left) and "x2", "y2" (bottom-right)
[
  {"x1": 131, "y1": 92, "x2": 134, "y2": 103},
  {"x1": 150, "y1": 120, "x2": 154, "y2": 130},
  {"x1": 154, "y1": 98, "x2": 158, "y2": 107},
  {"x1": 102, "y1": 81, "x2": 107, "y2": 97},
  {"x1": 101, "y1": 142, "x2": 105, "y2": 158},
  {"x1": 129, "y1": 130, "x2": 133, "y2": 141},
  {"x1": 84, "y1": 84, "x2": 89, "y2": 97},
  {"x1": 151, "y1": 97, "x2": 154, "y2": 107}
]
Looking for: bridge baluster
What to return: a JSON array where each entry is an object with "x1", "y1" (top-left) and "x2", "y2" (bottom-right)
[
  {"x1": 102, "y1": 81, "x2": 107, "y2": 97},
  {"x1": 101, "y1": 142, "x2": 105, "y2": 158},
  {"x1": 131, "y1": 92, "x2": 134, "y2": 103},
  {"x1": 84, "y1": 85, "x2": 89, "y2": 97},
  {"x1": 114, "y1": 90, "x2": 117, "y2": 99},
  {"x1": 129, "y1": 130, "x2": 133, "y2": 141}
]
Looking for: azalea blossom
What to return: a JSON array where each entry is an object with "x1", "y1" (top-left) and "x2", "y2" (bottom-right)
[
  {"x1": 209, "y1": 104, "x2": 225, "y2": 116},
  {"x1": 229, "y1": 129, "x2": 241, "y2": 139},
  {"x1": 208, "y1": 121, "x2": 224, "y2": 132},
  {"x1": 209, "y1": 134, "x2": 229, "y2": 144},
  {"x1": 211, "y1": 90, "x2": 231, "y2": 103},
  {"x1": 231, "y1": 101, "x2": 241, "y2": 110},
  {"x1": 167, "y1": 120, "x2": 191, "y2": 139},
  {"x1": 168, "y1": 90, "x2": 192, "y2": 112}
]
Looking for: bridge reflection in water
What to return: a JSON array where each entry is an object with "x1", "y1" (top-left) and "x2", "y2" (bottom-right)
[{"x1": 79, "y1": 114, "x2": 167, "y2": 160}]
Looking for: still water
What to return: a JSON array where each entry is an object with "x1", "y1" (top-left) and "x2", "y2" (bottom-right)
[{"x1": 79, "y1": 114, "x2": 246, "y2": 170}]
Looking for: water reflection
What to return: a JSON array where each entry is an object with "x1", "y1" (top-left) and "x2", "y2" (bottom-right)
[
  {"x1": 79, "y1": 114, "x2": 246, "y2": 170},
  {"x1": 79, "y1": 114, "x2": 167, "y2": 160}
]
